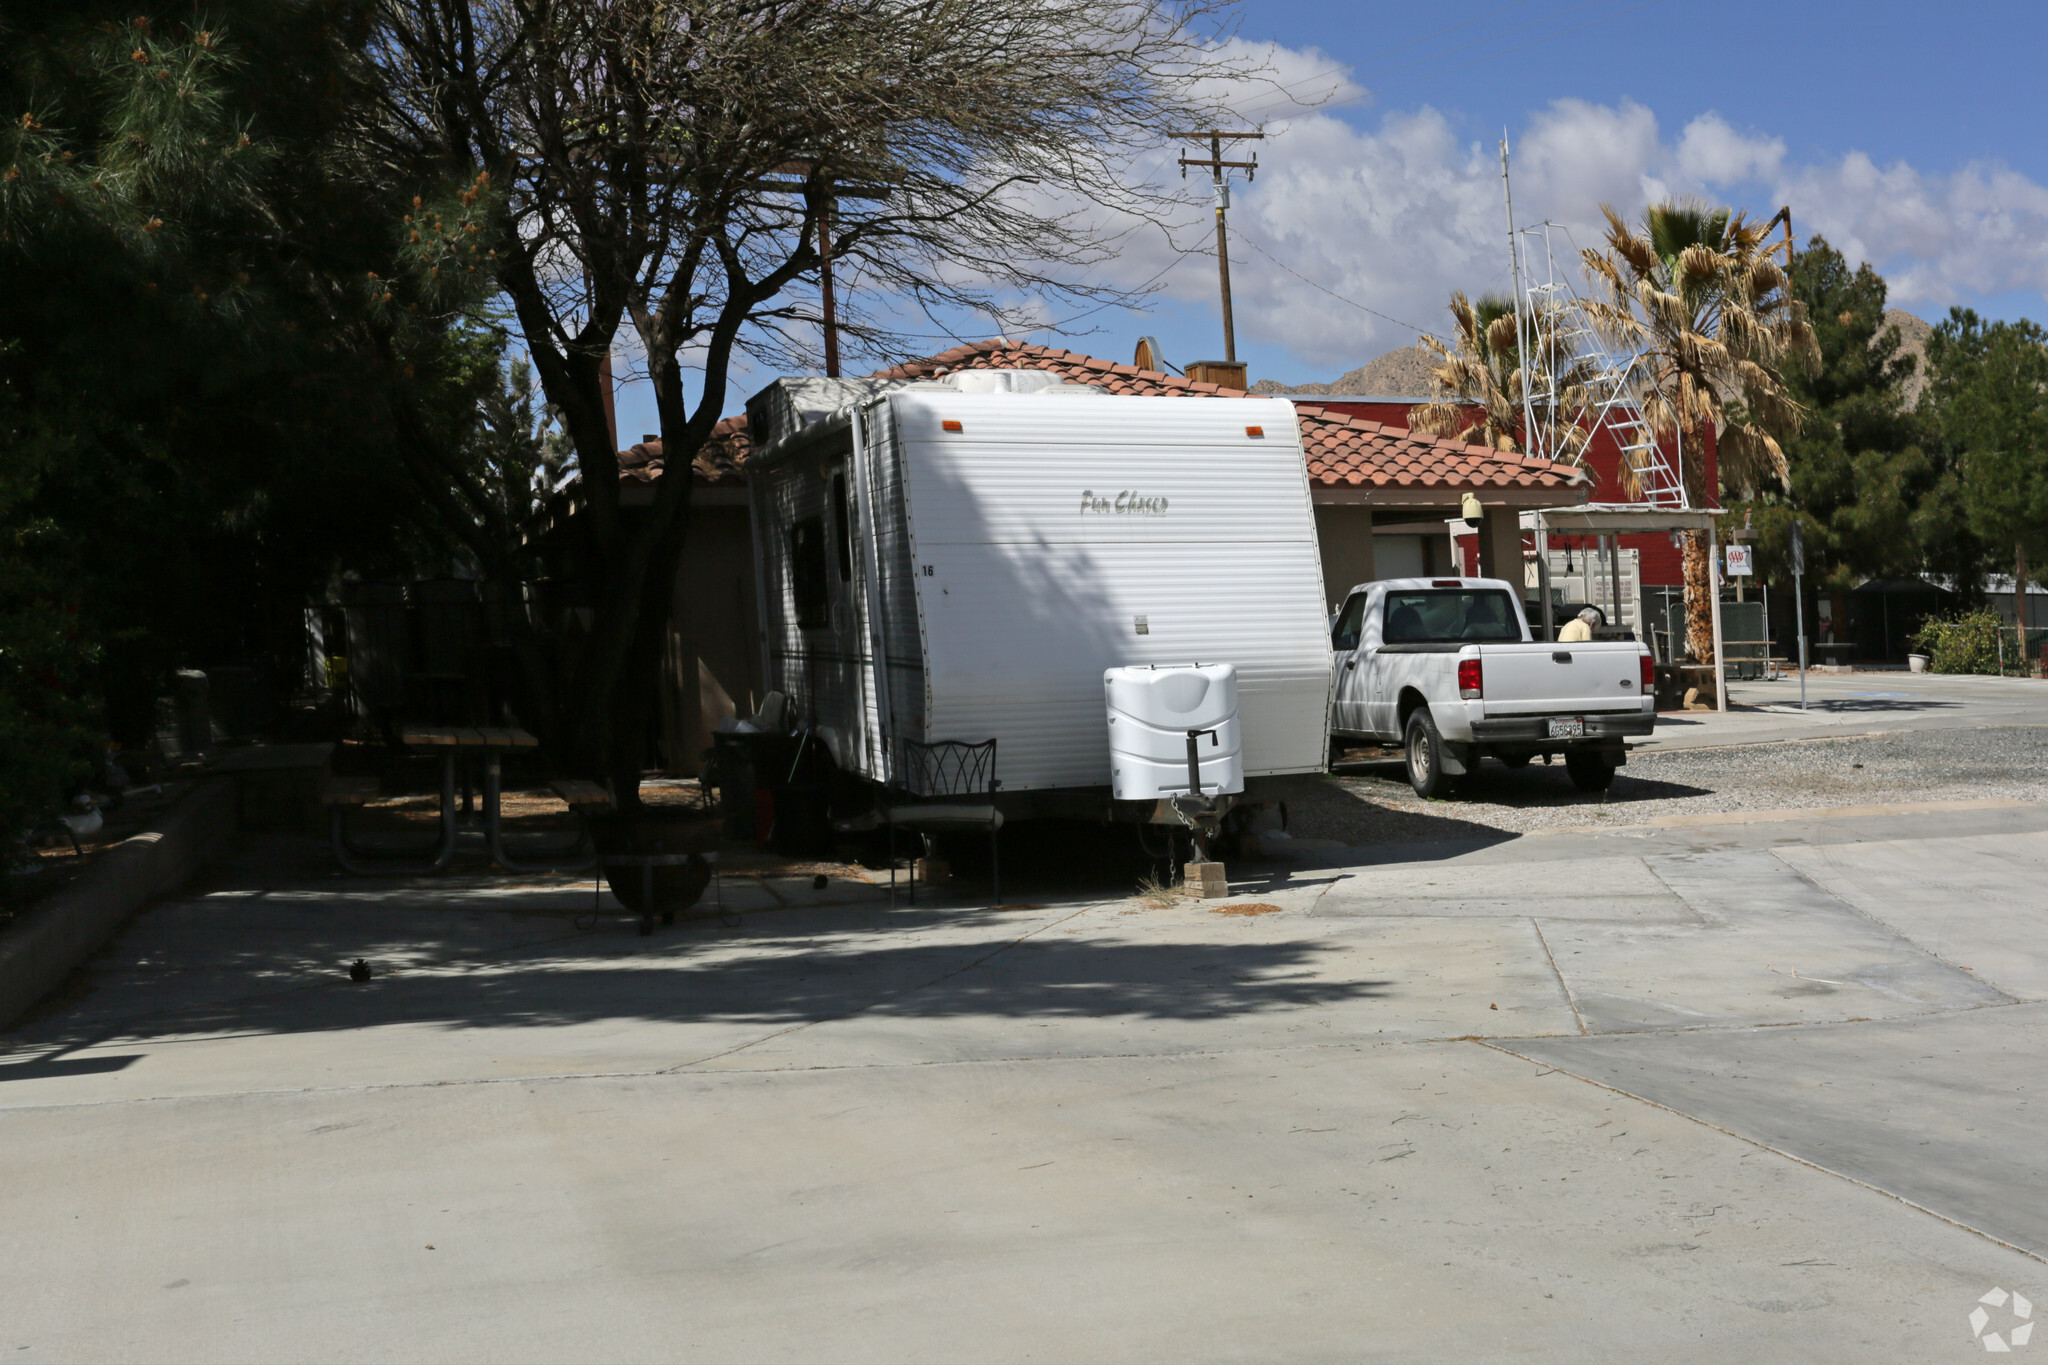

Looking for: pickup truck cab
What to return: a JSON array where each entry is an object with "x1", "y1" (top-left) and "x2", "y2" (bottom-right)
[{"x1": 1328, "y1": 577, "x2": 1656, "y2": 797}]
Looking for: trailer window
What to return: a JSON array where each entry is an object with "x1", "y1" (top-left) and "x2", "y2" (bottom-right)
[
  {"x1": 830, "y1": 472, "x2": 854, "y2": 582},
  {"x1": 789, "y1": 518, "x2": 831, "y2": 629},
  {"x1": 1331, "y1": 593, "x2": 1368, "y2": 652},
  {"x1": 1382, "y1": 589, "x2": 1520, "y2": 644}
]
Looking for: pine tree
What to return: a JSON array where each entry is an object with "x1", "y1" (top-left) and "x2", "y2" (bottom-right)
[
  {"x1": 1922, "y1": 309, "x2": 2048, "y2": 649},
  {"x1": 1749, "y1": 237, "x2": 1949, "y2": 616}
]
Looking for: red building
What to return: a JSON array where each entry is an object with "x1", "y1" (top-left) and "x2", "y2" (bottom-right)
[{"x1": 1302, "y1": 398, "x2": 1716, "y2": 590}]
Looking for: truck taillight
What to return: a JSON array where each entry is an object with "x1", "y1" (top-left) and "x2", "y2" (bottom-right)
[
  {"x1": 1640, "y1": 653, "x2": 1655, "y2": 689},
  {"x1": 1457, "y1": 658, "x2": 1483, "y2": 699}
]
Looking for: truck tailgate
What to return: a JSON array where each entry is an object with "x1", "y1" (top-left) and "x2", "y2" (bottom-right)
[{"x1": 1477, "y1": 642, "x2": 1644, "y2": 715}]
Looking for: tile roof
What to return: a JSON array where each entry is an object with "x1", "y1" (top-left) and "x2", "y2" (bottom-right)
[
  {"x1": 622, "y1": 338, "x2": 1584, "y2": 494},
  {"x1": 617, "y1": 415, "x2": 747, "y2": 486}
]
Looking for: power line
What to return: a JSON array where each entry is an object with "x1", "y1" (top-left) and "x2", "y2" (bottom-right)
[
  {"x1": 1038, "y1": 254, "x2": 1186, "y2": 332},
  {"x1": 1232, "y1": 228, "x2": 1437, "y2": 340}
]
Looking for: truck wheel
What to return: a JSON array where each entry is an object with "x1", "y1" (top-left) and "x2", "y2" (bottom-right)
[
  {"x1": 1404, "y1": 709, "x2": 1457, "y2": 800},
  {"x1": 1565, "y1": 747, "x2": 1617, "y2": 792}
]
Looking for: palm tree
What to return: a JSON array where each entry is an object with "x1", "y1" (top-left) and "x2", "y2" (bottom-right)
[
  {"x1": 1412, "y1": 292, "x2": 1597, "y2": 460},
  {"x1": 1582, "y1": 200, "x2": 1818, "y2": 661}
]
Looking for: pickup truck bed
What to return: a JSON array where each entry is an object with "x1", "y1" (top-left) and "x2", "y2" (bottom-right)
[{"x1": 1327, "y1": 577, "x2": 1655, "y2": 797}]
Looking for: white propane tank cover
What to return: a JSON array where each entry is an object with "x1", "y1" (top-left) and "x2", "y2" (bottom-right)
[{"x1": 1104, "y1": 663, "x2": 1244, "y2": 801}]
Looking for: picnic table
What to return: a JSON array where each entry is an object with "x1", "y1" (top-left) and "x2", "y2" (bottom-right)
[
  {"x1": 324, "y1": 726, "x2": 592, "y2": 874},
  {"x1": 1720, "y1": 640, "x2": 1792, "y2": 682}
]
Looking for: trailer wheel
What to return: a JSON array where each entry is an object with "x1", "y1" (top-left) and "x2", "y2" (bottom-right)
[
  {"x1": 1565, "y1": 747, "x2": 1617, "y2": 792},
  {"x1": 1404, "y1": 709, "x2": 1457, "y2": 800}
]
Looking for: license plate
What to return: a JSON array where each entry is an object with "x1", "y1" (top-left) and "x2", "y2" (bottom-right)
[{"x1": 1546, "y1": 718, "x2": 1586, "y2": 738}]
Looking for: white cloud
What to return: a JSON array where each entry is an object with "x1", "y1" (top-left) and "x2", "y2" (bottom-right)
[
  {"x1": 1780, "y1": 154, "x2": 2048, "y2": 305},
  {"x1": 1074, "y1": 66, "x2": 2048, "y2": 371},
  {"x1": 1675, "y1": 113, "x2": 1784, "y2": 186}
]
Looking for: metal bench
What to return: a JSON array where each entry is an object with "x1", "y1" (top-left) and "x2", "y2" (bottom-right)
[{"x1": 886, "y1": 738, "x2": 1002, "y2": 906}]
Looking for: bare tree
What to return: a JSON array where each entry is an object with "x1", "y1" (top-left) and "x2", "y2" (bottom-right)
[{"x1": 363, "y1": 0, "x2": 1269, "y2": 798}]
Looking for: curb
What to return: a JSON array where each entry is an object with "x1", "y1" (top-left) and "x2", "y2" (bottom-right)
[{"x1": 0, "y1": 778, "x2": 237, "y2": 1030}]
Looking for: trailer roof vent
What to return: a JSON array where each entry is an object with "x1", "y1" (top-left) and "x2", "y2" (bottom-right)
[{"x1": 949, "y1": 369, "x2": 1061, "y2": 395}]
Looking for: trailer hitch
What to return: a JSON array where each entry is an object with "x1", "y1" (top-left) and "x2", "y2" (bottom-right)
[{"x1": 1170, "y1": 727, "x2": 1223, "y2": 862}]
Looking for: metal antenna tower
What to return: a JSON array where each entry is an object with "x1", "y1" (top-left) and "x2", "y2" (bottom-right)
[{"x1": 1511, "y1": 222, "x2": 1689, "y2": 509}]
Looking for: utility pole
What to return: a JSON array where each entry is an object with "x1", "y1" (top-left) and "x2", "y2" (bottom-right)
[
  {"x1": 818, "y1": 206, "x2": 840, "y2": 378},
  {"x1": 749, "y1": 165, "x2": 894, "y2": 379},
  {"x1": 1175, "y1": 130, "x2": 1263, "y2": 362}
]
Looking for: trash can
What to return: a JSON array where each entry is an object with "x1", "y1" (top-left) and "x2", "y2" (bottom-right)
[
  {"x1": 710, "y1": 730, "x2": 761, "y2": 840},
  {"x1": 711, "y1": 729, "x2": 797, "y2": 842}
]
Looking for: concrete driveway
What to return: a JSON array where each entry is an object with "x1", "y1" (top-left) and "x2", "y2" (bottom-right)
[{"x1": 3, "y1": 675, "x2": 2045, "y2": 1362}]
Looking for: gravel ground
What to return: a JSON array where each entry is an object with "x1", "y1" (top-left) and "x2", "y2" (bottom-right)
[{"x1": 1277, "y1": 724, "x2": 2048, "y2": 846}]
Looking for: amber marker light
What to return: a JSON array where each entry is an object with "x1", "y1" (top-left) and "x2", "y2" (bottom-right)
[{"x1": 941, "y1": 419, "x2": 963, "y2": 432}]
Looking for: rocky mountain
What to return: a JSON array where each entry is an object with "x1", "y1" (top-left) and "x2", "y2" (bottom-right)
[{"x1": 1250, "y1": 343, "x2": 1438, "y2": 398}]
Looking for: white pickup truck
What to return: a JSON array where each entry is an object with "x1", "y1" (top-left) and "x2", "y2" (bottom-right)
[{"x1": 1328, "y1": 577, "x2": 1656, "y2": 797}]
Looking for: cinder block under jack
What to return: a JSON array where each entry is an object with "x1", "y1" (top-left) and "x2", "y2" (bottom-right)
[{"x1": 1184, "y1": 861, "x2": 1229, "y2": 898}]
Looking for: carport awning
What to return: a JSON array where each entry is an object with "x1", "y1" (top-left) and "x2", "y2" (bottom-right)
[
  {"x1": 1518, "y1": 504, "x2": 1730, "y2": 713},
  {"x1": 1520, "y1": 505, "x2": 1723, "y2": 534}
]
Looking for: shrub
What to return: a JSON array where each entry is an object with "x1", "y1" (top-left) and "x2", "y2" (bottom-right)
[
  {"x1": 1912, "y1": 609, "x2": 2019, "y2": 675},
  {"x1": 0, "y1": 556, "x2": 102, "y2": 845}
]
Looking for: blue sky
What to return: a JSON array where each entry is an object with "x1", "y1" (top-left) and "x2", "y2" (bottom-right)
[{"x1": 613, "y1": 0, "x2": 2048, "y2": 437}]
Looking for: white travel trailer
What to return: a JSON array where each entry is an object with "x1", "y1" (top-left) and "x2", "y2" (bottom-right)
[{"x1": 743, "y1": 370, "x2": 1333, "y2": 827}]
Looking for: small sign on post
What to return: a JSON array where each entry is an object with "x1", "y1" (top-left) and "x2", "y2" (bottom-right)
[{"x1": 1726, "y1": 545, "x2": 1754, "y2": 577}]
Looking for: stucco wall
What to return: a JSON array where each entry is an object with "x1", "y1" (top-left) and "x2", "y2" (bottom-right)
[
  {"x1": 661, "y1": 499, "x2": 761, "y2": 775},
  {"x1": 1314, "y1": 505, "x2": 1376, "y2": 615}
]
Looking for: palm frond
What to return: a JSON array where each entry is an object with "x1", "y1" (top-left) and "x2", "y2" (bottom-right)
[
  {"x1": 1599, "y1": 203, "x2": 1659, "y2": 278},
  {"x1": 1646, "y1": 199, "x2": 1729, "y2": 260}
]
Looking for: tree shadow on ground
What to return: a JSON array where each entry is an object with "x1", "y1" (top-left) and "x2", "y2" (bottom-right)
[{"x1": 4, "y1": 897, "x2": 1392, "y2": 1053}]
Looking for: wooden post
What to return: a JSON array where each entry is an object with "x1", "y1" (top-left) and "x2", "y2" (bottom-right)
[{"x1": 1709, "y1": 519, "x2": 1728, "y2": 713}]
